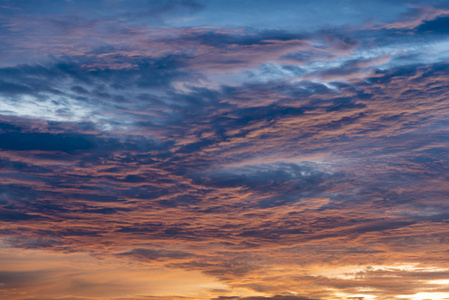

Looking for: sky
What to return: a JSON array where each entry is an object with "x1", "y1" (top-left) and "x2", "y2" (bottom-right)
[{"x1": 1, "y1": 0, "x2": 449, "y2": 299}]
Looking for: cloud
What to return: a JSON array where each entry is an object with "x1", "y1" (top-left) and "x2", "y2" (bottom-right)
[
  {"x1": 119, "y1": 0, "x2": 205, "y2": 22},
  {"x1": 211, "y1": 296, "x2": 317, "y2": 300},
  {"x1": 2, "y1": 2, "x2": 449, "y2": 299},
  {"x1": 117, "y1": 248, "x2": 194, "y2": 261},
  {"x1": 416, "y1": 15, "x2": 449, "y2": 34},
  {"x1": 0, "y1": 210, "x2": 42, "y2": 222},
  {"x1": 0, "y1": 131, "x2": 96, "y2": 152},
  {"x1": 193, "y1": 162, "x2": 329, "y2": 188}
]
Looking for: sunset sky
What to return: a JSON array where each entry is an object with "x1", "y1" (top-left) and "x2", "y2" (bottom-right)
[{"x1": 1, "y1": 1, "x2": 449, "y2": 299}]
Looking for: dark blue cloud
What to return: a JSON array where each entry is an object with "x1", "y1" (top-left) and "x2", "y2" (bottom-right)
[
  {"x1": 0, "y1": 131, "x2": 95, "y2": 152},
  {"x1": 416, "y1": 16, "x2": 449, "y2": 34},
  {"x1": 0, "y1": 55, "x2": 188, "y2": 97},
  {"x1": 117, "y1": 248, "x2": 194, "y2": 261},
  {"x1": 192, "y1": 30, "x2": 303, "y2": 47},
  {"x1": 193, "y1": 163, "x2": 329, "y2": 189},
  {"x1": 0, "y1": 210, "x2": 42, "y2": 222}
]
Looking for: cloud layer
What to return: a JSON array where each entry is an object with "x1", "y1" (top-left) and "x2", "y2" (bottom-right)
[{"x1": 1, "y1": 1, "x2": 449, "y2": 299}]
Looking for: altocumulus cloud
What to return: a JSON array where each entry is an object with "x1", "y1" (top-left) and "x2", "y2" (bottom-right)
[{"x1": 1, "y1": 1, "x2": 449, "y2": 300}]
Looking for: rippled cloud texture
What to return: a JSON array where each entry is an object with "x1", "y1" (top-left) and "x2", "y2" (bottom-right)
[{"x1": 1, "y1": 0, "x2": 449, "y2": 299}]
